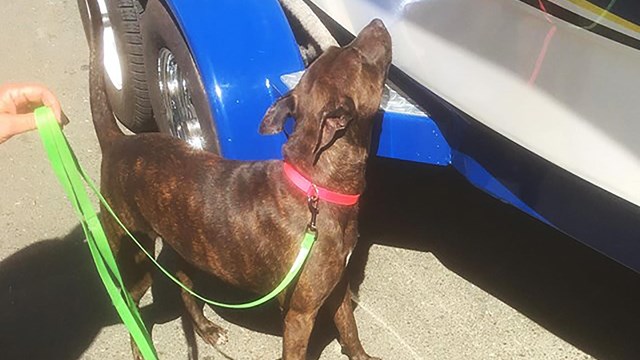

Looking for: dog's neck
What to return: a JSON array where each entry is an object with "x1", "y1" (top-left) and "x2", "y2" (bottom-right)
[{"x1": 283, "y1": 125, "x2": 371, "y2": 195}]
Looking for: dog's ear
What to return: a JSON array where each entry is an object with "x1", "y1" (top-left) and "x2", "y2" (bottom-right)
[
  {"x1": 259, "y1": 93, "x2": 296, "y2": 135},
  {"x1": 312, "y1": 97, "x2": 355, "y2": 160}
]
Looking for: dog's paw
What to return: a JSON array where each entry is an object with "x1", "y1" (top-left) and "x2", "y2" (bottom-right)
[{"x1": 196, "y1": 322, "x2": 229, "y2": 346}]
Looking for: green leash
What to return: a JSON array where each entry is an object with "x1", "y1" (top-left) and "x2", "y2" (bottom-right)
[{"x1": 34, "y1": 107, "x2": 317, "y2": 360}]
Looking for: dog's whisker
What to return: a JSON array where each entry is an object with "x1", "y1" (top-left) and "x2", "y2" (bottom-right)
[{"x1": 352, "y1": 298, "x2": 423, "y2": 360}]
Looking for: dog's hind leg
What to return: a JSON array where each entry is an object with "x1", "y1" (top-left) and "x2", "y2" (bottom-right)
[
  {"x1": 122, "y1": 232, "x2": 156, "y2": 360},
  {"x1": 101, "y1": 210, "x2": 157, "y2": 359},
  {"x1": 175, "y1": 269, "x2": 229, "y2": 349}
]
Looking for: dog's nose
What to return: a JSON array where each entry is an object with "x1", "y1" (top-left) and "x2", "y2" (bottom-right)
[
  {"x1": 352, "y1": 19, "x2": 392, "y2": 68},
  {"x1": 357, "y1": 19, "x2": 391, "y2": 46},
  {"x1": 369, "y1": 18, "x2": 386, "y2": 31}
]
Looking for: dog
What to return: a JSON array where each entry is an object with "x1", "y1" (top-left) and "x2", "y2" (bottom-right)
[{"x1": 87, "y1": 1, "x2": 391, "y2": 359}]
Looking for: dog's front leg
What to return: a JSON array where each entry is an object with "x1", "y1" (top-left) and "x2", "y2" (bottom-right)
[
  {"x1": 282, "y1": 306, "x2": 321, "y2": 360},
  {"x1": 333, "y1": 283, "x2": 380, "y2": 360}
]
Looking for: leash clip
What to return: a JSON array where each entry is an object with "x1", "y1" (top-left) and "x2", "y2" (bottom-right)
[{"x1": 307, "y1": 184, "x2": 319, "y2": 231}]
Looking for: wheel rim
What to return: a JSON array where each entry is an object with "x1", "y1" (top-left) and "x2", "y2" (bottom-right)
[{"x1": 157, "y1": 47, "x2": 205, "y2": 149}]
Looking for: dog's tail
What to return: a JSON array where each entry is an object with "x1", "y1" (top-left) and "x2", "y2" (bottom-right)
[{"x1": 88, "y1": 0, "x2": 124, "y2": 151}]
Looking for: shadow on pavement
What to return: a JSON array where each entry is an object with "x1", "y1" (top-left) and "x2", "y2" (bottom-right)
[
  {"x1": 352, "y1": 157, "x2": 640, "y2": 360},
  {"x1": 0, "y1": 225, "x2": 336, "y2": 360},
  {"x1": 0, "y1": 226, "x2": 117, "y2": 360}
]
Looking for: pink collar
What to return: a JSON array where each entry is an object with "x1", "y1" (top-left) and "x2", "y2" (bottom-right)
[{"x1": 283, "y1": 162, "x2": 360, "y2": 206}]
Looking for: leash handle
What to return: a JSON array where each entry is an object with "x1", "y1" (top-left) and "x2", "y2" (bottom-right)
[{"x1": 34, "y1": 107, "x2": 317, "y2": 358}]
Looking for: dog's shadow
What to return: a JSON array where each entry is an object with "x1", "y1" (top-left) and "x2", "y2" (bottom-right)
[
  {"x1": 0, "y1": 225, "x2": 336, "y2": 360},
  {"x1": 0, "y1": 226, "x2": 118, "y2": 360}
]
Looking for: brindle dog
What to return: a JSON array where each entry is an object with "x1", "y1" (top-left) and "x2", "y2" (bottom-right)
[{"x1": 87, "y1": 1, "x2": 391, "y2": 359}]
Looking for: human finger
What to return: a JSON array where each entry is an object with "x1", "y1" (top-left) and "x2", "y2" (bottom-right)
[{"x1": 0, "y1": 83, "x2": 62, "y2": 122}]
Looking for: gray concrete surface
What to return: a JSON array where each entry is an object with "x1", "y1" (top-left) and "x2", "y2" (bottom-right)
[{"x1": 1, "y1": 1, "x2": 639, "y2": 360}]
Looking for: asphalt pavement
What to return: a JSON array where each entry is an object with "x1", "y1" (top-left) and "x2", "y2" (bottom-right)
[{"x1": 1, "y1": 1, "x2": 639, "y2": 359}]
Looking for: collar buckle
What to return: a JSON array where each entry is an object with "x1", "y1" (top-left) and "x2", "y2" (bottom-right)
[{"x1": 307, "y1": 185, "x2": 319, "y2": 231}]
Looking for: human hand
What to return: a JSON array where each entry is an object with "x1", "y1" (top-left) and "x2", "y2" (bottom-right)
[{"x1": 0, "y1": 83, "x2": 67, "y2": 144}]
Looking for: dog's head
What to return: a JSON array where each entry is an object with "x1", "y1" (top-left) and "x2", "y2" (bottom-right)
[{"x1": 260, "y1": 19, "x2": 392, "y2": 169}]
